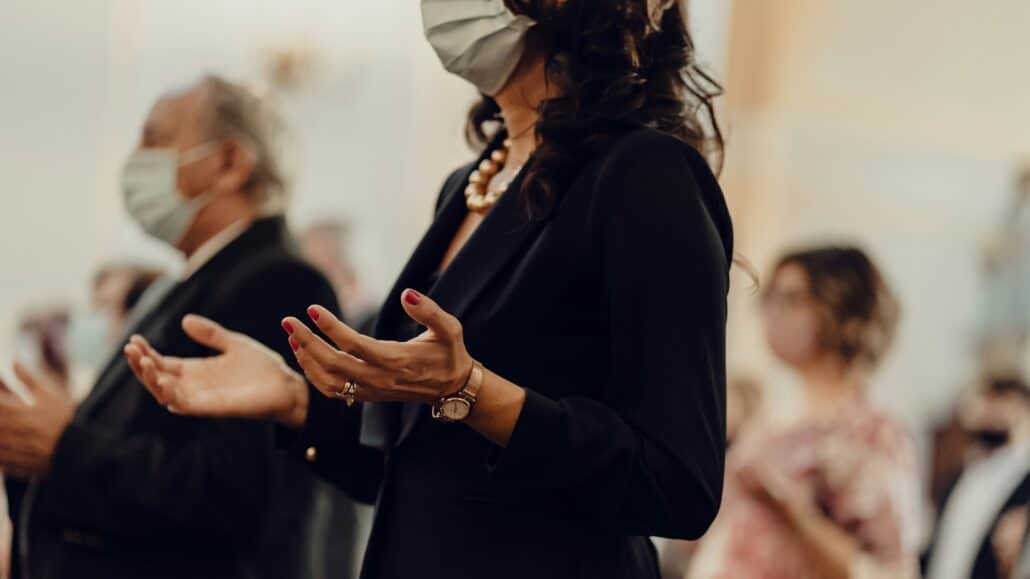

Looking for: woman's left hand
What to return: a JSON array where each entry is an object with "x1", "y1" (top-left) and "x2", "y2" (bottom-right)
[{"x1": 284, "y1": 289, "x2": 474, "y2": 405}]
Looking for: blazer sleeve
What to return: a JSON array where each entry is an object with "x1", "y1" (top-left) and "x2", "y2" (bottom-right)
[
  {"x1": 42, "y1": 259, "x2": 345, "y2": 543},
  {"x1": 487, "y1": 132, "x2": 731, "y2": 540},
  {"x1": 283, "y1": 389, "x2": 383, "y2": 504}
]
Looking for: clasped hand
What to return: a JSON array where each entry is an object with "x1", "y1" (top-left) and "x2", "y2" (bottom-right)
[
  {"x1": 125, "y1": 289, "x2": 474, "y2": 428},
  {"x1": 0, "y1": 363, "x2": 74, "y2": 477}
]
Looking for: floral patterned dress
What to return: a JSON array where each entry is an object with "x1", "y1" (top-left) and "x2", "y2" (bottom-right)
[{"x1": 689, "y1": 400, "x2": 922, "y2": 579}]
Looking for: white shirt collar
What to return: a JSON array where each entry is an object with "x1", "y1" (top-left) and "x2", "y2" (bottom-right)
[{"x1": 181, "y1": 218, "x2": 252, "y2": 280}]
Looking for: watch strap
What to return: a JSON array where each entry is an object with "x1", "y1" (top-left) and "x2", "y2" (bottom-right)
[
  {"x1": 460, "y1": 360, "x2": 484, "y2": 403},
  {"x1": 431, "y1": 360, "x2": 483, "y2": 422}
]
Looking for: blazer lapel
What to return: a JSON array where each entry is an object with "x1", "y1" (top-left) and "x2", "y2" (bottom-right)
[
  {"x1": 394, "y1": 165, "x2": 547, "y2": 447},
  {"x1": 76, "y1": 217, "x2": 287, "y2": 419},
  {"x1": 363, "y1": 139, "x2": 552, "y2": 448},
  {"x1": 75, "y1": 354, "x2": 132, "y2": 420},
  {"x1": 426, "y1": 166, "x2": 545, "y2": 321},
  {"x1": 371, "y1": 177, "x2": 470, "y2": 340},
  {"x1": 362, "y1": 166, "x2": 472, "y2": 450},
  {"x1": 374, "y1": 159, "x2": 546, "y2": 339}
]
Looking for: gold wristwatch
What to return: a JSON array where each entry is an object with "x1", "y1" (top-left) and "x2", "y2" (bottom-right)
[{"x1": 431, "y1": 360, "x2": 483, "y2": 423}]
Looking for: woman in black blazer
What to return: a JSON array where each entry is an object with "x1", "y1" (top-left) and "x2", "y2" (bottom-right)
[{"x1": 126, "y1": 1, "x2": 733, "y2": 577}]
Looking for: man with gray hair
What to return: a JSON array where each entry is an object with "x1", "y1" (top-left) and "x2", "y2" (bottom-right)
[{"x1": 0, "y1": 75, "x2": 340, "y2": 579}]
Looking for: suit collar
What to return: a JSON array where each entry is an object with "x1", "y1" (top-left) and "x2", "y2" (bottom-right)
[
  {"x1": 77, "y1": 216, "x2": 290, "y2": 419},
  {"x1": 181, "y1": 218, "x2": 252, "y2": 279},
  {"x1": 189, "y1": 215, "x2": 290, "y2": 281}
]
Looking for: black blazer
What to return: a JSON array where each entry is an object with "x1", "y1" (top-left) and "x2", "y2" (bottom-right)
[
  {"x1": 293, "y1": 127, "x2": 733, "y2": 579},
  {"x1": 10, "y1": 217, "x2": 339, "y2": 579}
]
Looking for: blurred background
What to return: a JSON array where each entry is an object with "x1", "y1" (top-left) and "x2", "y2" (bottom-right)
[{"x1": 1, "y1": 0, "x2": 1028, "y2": 577}]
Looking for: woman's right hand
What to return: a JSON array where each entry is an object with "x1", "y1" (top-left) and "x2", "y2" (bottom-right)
[{"x1": 123, "y1": 314, "x2": 309, "y2": 429}]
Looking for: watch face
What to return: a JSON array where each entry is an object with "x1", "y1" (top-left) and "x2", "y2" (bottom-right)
[{"x1": 441, "y1": 398, "x2": 471, "y2": 421}]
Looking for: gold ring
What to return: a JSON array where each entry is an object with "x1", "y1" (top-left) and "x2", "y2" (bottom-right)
[{"x1": 336, "y1": 380, "x2": 358, "y2": 407}]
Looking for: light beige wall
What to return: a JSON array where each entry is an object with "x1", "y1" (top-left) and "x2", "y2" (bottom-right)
[
  {"x1": 0, "y1": 0, "x2": 477, "y2": 364},
  {"x1": 721, "y1": 0, "x2": 1030, "y2": 427}
]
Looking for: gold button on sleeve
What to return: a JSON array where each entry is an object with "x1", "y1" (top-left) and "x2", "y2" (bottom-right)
[{"x1": 304, "y1": 446, "x2": 317, "y2": 463}]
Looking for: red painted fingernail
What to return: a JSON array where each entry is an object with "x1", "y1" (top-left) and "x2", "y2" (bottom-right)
[
  {"x1": 404, "y1": 290, "x2": 422, "y2": 306},
  {"x1": 282, "y1": 320, "x2": 294, "y2": 335},
  {"x1": 307, "y1": 307, "x2": 320, "y2": 321},
  {"x1": 289, "y1": 337, "x2": 299, "y2": 352}
]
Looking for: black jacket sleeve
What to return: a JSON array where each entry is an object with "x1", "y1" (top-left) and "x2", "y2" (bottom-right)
[
  {"x1": 285, "y1": 392, "x2": 384, "y2": 505},
  {"x1": 487, "y1": 132, "x2": 731, "y2": 540},
  {"x1": 42, "y1": 259, "x2": 342, "y2": 543}
]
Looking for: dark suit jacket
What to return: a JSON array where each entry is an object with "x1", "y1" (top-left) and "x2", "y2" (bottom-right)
[
  {"x1": 10, "y1": 217, "x2": 339, "y2": 579},
  {"x1": 291, "y1": 127, "x2": 733, "y2": 579}
]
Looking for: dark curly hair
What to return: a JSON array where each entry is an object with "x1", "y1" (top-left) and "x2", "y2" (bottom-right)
[
  {"x1": 769, "y1": 246, "x2": 900, "y2": 369},
  {"x1": 465, "y1": 0, "x2": 724, "y2": 218}
]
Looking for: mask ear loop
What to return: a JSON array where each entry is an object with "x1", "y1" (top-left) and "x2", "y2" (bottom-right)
[
  {"x1": 176, "y1": 141, "x2": 224, "y2": 211},
  {"x1": 178, "y1": 141, "x2": 222, "y2": 167}
]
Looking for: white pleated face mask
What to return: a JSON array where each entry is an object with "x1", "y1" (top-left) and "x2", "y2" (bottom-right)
[
  {"x1": 421, "y1": 0, "x2": 537, "y2": 96},
  {"x1": 120, "y1": 142, "x2": 219, "y2": 246}
]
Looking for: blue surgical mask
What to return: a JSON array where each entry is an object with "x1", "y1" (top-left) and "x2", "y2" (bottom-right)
[
  {"x1": 65, "y1": 308, "x2": 116, "y2": 371},
  {"x1": 421, "y1": 0, "x2": 536, "y2": 96},
  {"x1": 120, "y1": 142, "x2": 219, "y2": 245}
]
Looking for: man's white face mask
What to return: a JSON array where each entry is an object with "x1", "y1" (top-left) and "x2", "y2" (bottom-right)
[
  {"x1": 120, "y1": 142, "x2": 220, "y2": 246},
  {"x1": 421, "y1": 0, "x2": 537, "y2": 96}
]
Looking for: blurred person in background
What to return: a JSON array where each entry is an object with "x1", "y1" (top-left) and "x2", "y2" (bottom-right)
[
  {"x1": 12, "y1": 308, "x2": 72, "y2": 387},
  {"x1": 725, "y1": 375, "x2": 763, "y2": 448},
  {"x1": 84, "y1": 263, "x2": 165, "y2": 349},
  {"x1": 125, "y1": 0, "x2": 735, "y2": 577},
  {"x1": 0, "y1": 488, "x2": 7, "y2": 579},
  {"x1": 63, "y1": 262, "x2": 165, "y2": 400},
  {"x1": 1017, "y1": 537, "x2": 1030, "y2": 579},
  {"x1": 0, "y1": 74, "x2": 339, "y2": 579},
  {"x1": 926, "y1": 405, "x2": 973, "y2": 521},
  {"x1": 979, "y1": 166, "x2": 1030, "y2": 377},
  {"x1": 2, "y1": 307, "x2": 71, "y2": 579},
  {"x1": 7, "y1": 264, "x2": 163, "y2": 403},
  {"x1": 689, "y1": 246, "x2": 922, "y2": 579},
  {"x1": 1, "y1": 264, "x2": 161, "y2": 575},
  {"x1": 924, "y1": 375, "x2": 1030, "y2": 579},
  {"x1": 301, "y1": 219, "x2": 379, "y2": 333}
]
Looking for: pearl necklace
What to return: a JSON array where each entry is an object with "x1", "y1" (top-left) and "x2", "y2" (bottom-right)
[{"x1": 465, "y1": 138, "x2": 524, "y2": 213}]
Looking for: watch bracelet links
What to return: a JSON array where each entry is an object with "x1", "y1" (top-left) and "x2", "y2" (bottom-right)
[{"x1": 431, "y1": 360, "x2": 483, "y2": 421}]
